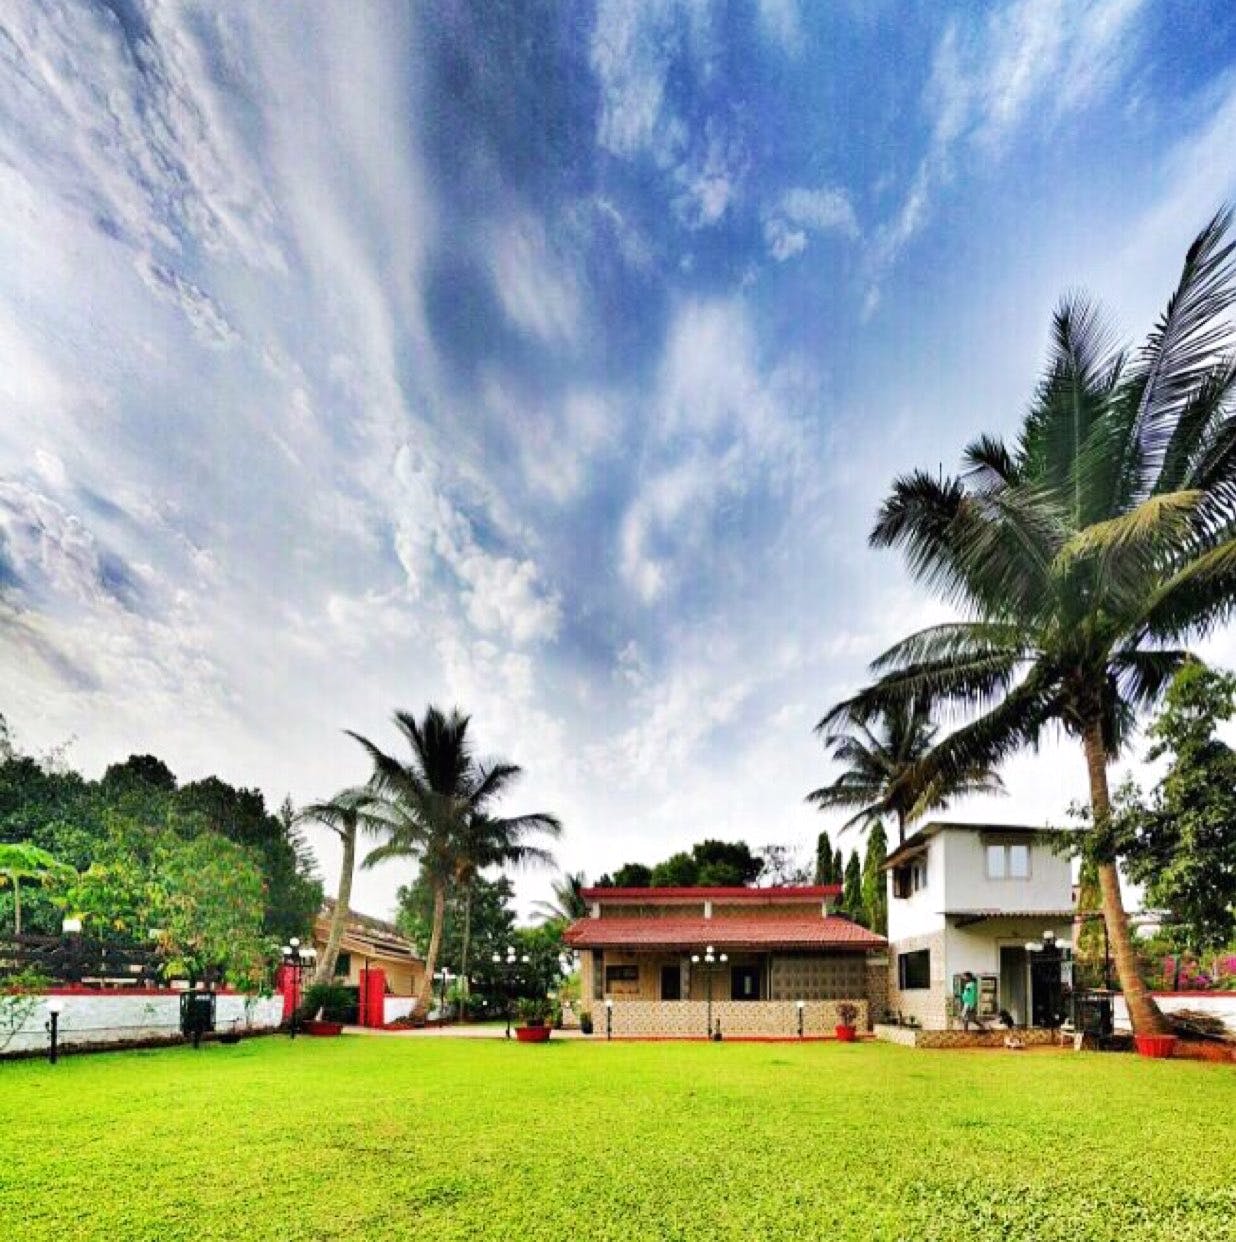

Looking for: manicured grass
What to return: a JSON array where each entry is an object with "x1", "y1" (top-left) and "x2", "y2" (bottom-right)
[{"x1": 2, "y1": 1037, "x2": 1233, "y2": 1241}]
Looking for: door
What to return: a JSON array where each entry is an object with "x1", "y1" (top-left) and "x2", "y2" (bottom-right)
[
  {"x1": 731, "y1": 964, "x2": 761, "y2": 1001},
  {"x1": 999, "y1": 946, "x2": 1028, "y2": 1027},
  {"x1": 660, "y1": 964, "x2": 681, "y2": 1001},
  {"x1": 1031, "y1": 950, "x2": 1064, "y2": 1028}
]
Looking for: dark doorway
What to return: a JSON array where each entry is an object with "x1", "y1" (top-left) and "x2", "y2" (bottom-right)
[
  {"x1": 731, "y1": 964, "x2": 761, "y2": 1001},
  {"x1": 1031, "y1": 948, "x2": 1065, "y2": 1028},
  {"x1": 999, "y1": 946, "x2": 1028, "y2": 1027},
  {"x1": 660, "y1": 964, "x2": 681, "y2": 1001}
]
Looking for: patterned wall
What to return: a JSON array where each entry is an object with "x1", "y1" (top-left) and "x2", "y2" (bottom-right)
[
  {"x1": 769, "y1": 954, "x2": 866, "y2": 1000},
  {"x1": 595, "y1": 999, "x2": 868, "y2": 1038}
]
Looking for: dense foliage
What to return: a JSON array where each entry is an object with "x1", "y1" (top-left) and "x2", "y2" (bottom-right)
[
  {"x1": 1108, "y1": 664, "x2": 1236, "y2": 953},
  {"x1": 3, "y1": 1039, "x2": 1233, "y2": 1241},
  {"x1": 596, "y1": 838, "x2": 763, "y2": 887}
]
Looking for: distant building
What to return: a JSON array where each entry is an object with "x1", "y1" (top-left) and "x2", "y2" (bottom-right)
[{"x1": 311, "y1": 898, "x2": 425, "y2": 998}]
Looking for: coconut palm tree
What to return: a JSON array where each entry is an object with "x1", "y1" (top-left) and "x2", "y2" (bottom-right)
[
  {"x1": 453, "y1": 812, "x2": 560, "y2": 1009},
  {"x1": 533, "y1": 870, "x2": 588, "y2": 924},
  {"x1": 823, "y1": 209, "x2": 1236, "y2": 1035},
  {"x1": 296, "y1": 786, "x2": 382, "y2": 986},
  {"x1": 808, "y1": 697, "x2": 1004, "y2": 843},
  {"x1": 351, "y1": 706, "x2": 559, "y2": 1017},
  {"x1": 0, "y1": 843, "x2": 74, "y2": 935}
]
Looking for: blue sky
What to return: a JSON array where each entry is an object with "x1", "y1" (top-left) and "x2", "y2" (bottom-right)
[{"x1": 2, "y1": 1, "x2": 1236, "y2": 918}]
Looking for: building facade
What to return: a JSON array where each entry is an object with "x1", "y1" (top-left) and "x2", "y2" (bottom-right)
[
  {"x1": 884, "y1": 822, "x2": 1076, "y2": 1029},
  {"x1": 312, "y1": 899, "x2": 425, "y2": 998},
  {"x1": 564, "y1": 885, "x2": 887, "y2": 1037}
]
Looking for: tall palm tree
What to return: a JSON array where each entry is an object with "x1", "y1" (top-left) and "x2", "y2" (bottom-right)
[
  {"x1": 351, "y1": 706, "x2": 560, "y2": 1017},
  {"x1": 296, "y1": 786, "x2": 381, "y2": 986},
  {"x1": 452, "y1": 812, "x2": 560, "y2": 1005},
  {"x1": 807, "y1": 698, "x2": 1003, "y2": 843},
  {"x1": 0, "y1": 843, "x2": 73, "y2": 935},
  {"x1": 533, "y1": 870, "x2": 589, "y2": 923},
  {"x1": 824, "y1": 209, "x2": 1236, "y2": 1035}
]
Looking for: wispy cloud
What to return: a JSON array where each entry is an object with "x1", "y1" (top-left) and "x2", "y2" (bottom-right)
[{"x1": 764, "y1": 186, "x2": 859, "y2": 261}]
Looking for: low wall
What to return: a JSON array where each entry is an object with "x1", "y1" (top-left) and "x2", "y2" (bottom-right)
[
  {"x1": 0, "y1": 991, "x2": 284, "y2": 1057},
  {"x1": 1114, "y1": 993, "x2": 1236, "y2": 1033},
  {"x1": 600, "y1": 999, "x2": 866, "y2": 1038},
  {"x1": 383, "y1": 996, "x2": 416, "y2": 1025},
  {"x1": 873, "y1": 1023, "x2": 1059, "y2": 1049}
]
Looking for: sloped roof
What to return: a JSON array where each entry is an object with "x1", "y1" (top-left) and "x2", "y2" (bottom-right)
[
  {"x1": 564, "y1": 915, "x2": 885, "y2": 950},
  {"x1": 583, "y1": 885, "x2": 841, "y2": 903},
  {"x1": 316, "y1": 898, "x2": 421, "y2": 960}
]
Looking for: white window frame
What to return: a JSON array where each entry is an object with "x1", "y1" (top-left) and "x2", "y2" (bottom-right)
[{"x1": 984, "y1": 840, "x2": 1032, "y2": 881}]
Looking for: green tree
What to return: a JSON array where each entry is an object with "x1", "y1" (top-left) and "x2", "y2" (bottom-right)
[
  {"x1": 353, "y1": 705, "x2": 557, "y2": 1016},
  {"x1": 0, "y1": 843, "x2": 74, "y2": 934},
  {"x1": 595, "y1": 862, "x2": 651, "y2": 887},
  {"x1": 825, "y1": 211, "x2": 1236, "y2": 1033},
  {"x1": 833, "y1": 846, "x2": 843, "y2": 888},
  {"x1": 1109, "y1": 664, "x2": 1236, "y2": 953},
  {"x1": 809, "y1": 699, "x2": 1003, "y2": 844},
  {"x1": 842, "y1": 851, "x2": 863, "y2": 921},
  {"x1": 534, "y1": 871, "x2": 589, "y2": 923},
  {"x1": 814, "y1": 831, "x2": 835, "y2": 884},
  {"x1": 650, "y1": 851, "x2": 699, "y2": 887},
  {"x1": 861, "y1": 822, "x2": 889, "y2": 935}
]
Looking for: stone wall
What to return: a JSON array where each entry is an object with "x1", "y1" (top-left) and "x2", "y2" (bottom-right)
[
  {"x1": 873, "y1": 1023, "x2": 1060, "y2": 1049},
  {"x1": 600, "y1": 998, "x2": 867, "y2": 1037},
  {"x1": 886, "y1": 931, "x2": 949, "y2": 1029}
]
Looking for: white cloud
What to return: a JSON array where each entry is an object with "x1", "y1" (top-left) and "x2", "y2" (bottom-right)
[
  {"x1": 757, "y1": 0, "x2": 804, "y2": 55},
  {"x1": 489, "y1": 214, "x2": 582, "y2": 343},
  {"x1": 763, "y1": 185, "x2": 859, "y2": 261}
]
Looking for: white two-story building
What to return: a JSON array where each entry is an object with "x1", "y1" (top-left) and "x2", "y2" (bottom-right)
[{"x1": 884, "y1": 821, "x2": 1076, "y2": 1029}]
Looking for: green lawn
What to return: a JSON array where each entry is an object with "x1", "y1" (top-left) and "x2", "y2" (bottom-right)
[{"x1": 2, "y1": 1037, "x2": 1233, "y2": 1241}]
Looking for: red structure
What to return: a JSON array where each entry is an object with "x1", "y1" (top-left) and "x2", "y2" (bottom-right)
[
  {"x1": 360, "y1": 966, "x2": 386, "y2": 1028},
  {"x1": 275, "y1": 963, "x2": 301, "y2": 1021}
]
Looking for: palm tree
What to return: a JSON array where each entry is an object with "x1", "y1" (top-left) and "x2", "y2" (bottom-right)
[
  {"x1": 0, "y1": 844, "x2": 74, "y2": 935},
  {"x1": 452, "y1": 812, "x2": 560, "y2": 1007},
  {"x1": 533, "y1": 871, "x2": 588, "y2": 923},
  {"x1": 351, "y1": 706, "x2": 560, "y2": 1017},
  {"x1": 807, "y1": 697, "x2": 1003, "y2": 843},
  {"x1": 824, "y1": 209, "x2": 1236, "y2": 1035},
  {"x1": 296, "y1": 786, "x2": 381, "y2": 986}
]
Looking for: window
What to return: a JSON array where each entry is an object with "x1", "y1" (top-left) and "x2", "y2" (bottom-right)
[
  {"x1": 605, "y1": 964, "x2": 639, "y2": 986},
  {"x1": 592, "y1": 949, "x2": 604, "y2": 1000},
  {"x1": 892, "y1": 854, "x2": 928, "y2": 899},
  {"x1": 334, "y1": 952, "x2": 351, "y2": 979},
  {"x1": 898, "y1": 949, "x2": 931, "y2": 990},
  {"x1": 985, "y1": 841, "x2": 1032, "y2": 879}
]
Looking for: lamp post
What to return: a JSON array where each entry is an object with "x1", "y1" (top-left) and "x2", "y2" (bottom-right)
[
  {"x1": 605, "y1": 997, "x2": 614, "y2": 1041},
  {"x1": 796, "y1": 999, "x2": 805, "y2": 1039},
  {"x1": 45, "y1": 996, "x2": 64, "y2": 1064},
  {"x1": 280, "y1": 938, "x2": 314, "y2": 1038},
  {"x1": 690, "y1": 945, "x2": 728, "y2": 1040},
  {"x1": 491, "y1": 946, "x2": 530, "y2": 1039},
  {"x1": 434, "y1": 967, "x2": 456, "y2": 1022}
]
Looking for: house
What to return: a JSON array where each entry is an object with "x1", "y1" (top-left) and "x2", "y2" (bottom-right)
[
  {"x1": 311, "y1": 899, "x2": 425, "y2": 999},
  {"x1": 883, "y1": 822, "x2": 1076, "y2": 1029},
  {"x1": 563, "y1": 885, "x2": 888, "y2": 1037}
]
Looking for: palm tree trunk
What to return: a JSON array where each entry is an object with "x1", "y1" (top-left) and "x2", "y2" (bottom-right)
[
  {"x1": 313, "y1": 826, "x2": 356, "y2": 987},
  {"x1": 459, "y1": 883, "x2": 472, "y2": 1022},
  {"x1": 1081, "y1": 722, "x2": 1170, "y2": 1036},
  {"x1": 415, "y1": 878, "x2": 446, "y2": 1017}
]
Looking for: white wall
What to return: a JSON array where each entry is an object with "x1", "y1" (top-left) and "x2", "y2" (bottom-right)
[
  {"x1": 940, "y1": 828, "x2": 1072, "y2": 915},
  {"x1": 383, "y1": 996, "x2": 415, "y2": 1024},
  {"x1": 1113, "y1": 993, "x2": 1236, "y2": 1033},
  {"x1": 0, "y1": 993, "x2": 284, "y2": 1057},
  {"x1": 886, "y1": 833, "x2": 948, "y2": 941},
  {"x1": 945, "y1": 917, "x2": 1075, "y2": 982}
]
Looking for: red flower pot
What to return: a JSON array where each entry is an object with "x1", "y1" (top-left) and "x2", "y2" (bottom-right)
[
  {"x1": 515, "y1": 1025, "x2": 551, "y2": 1043},
  {"x1": 1134, "y1": 1034, "x2": 1177, "y2": 1059},
  {"x1": 835, "y1": 1025, "x2": 857, "y2": 1043},
  {"x1": 302, "y1": 1019, "x2": 344, "y2": 1037}
]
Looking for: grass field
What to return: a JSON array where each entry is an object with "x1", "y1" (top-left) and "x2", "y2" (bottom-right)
[{"x1": 2, "y1": 1036, "x2": 1234, "y2": 1241}]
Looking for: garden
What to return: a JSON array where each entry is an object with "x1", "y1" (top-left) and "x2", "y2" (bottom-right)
[{"x1": 2, "y1": 1037, "x2": 1233, "y2": 1242}]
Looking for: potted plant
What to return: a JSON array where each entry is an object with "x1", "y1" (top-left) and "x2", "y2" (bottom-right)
[
  {"x1": 1134, "y1": 1033, "x2": 1178, "y2": 1059},
  {"x1": 578, "y1": 1009, "x2": 594, "y2": 1036},
  {"x1": 299, "y1": 981, "x2": 351, "y2": 1036},
  {"x1": 835, "y1": 1002, "x2": 859, "y2": 1042},
  {"x1": 515, "y1": 996, "x2": 553, "y2": 1043}
]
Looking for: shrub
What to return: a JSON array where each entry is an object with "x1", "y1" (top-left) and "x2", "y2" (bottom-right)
[
  {"x1": 300, "y1": 981, "x2": 353, "y2": 1023},
  {"x1": 837, "y1": 1002, "x2": 859, "y2": 1027},
  {"x1": 578, "y1": 1009, "x2": 593, "y2": 1035},
  {"x1": 515, "y1": 996, "x2": 551, "y2": 1027}
]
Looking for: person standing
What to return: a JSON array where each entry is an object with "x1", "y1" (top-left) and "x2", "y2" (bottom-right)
[{"x1": 960, "y1": 972, "x2": 980, "y2": 1030}]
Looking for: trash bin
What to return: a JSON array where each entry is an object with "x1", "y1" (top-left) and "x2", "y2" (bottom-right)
[
  {"x1": 1073, "y1": 990, "x2": 1114, "y2": 1038},
  {"x1": 180, "y1": 991, "x2": 216, "y2": 1048}
]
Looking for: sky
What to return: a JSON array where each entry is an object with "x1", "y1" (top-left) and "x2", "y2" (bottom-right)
[{"x1": 3, "y1": 1, "x2": 1236, "y2": 921}]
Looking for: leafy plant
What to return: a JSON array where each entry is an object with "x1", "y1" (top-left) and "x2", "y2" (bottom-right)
[
  {"x1": 577, "y1": 1009, "x2": 593, "y2": 1035},
  {"x1": 837, "y1": 1001, "x2": 859, "y2": 1027},
  {"x1": 300, "y1": 981, "x2": 353, "y2": 1023},
  {"x1": 0, "y1": 968, "x2": 52, "y2": 1053},
  {"x1": 516, "y1": 996, "x2": 552, "y2": 1026}
]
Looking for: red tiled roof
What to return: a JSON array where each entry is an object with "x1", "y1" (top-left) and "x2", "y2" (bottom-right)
[
  {"x1": 563, "y1": 915, "x2": 885, "y2": 950},
  {"x1": 582, "y1": 885, "x2": 841, "y2": 903}
]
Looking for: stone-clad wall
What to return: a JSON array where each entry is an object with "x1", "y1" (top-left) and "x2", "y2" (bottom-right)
[
  {"x1": 600, "y1": 999, "x2": 867, "y2": 1037},
  {"x1": 886, "y1": 931, "x2": 949, "y2": 1029},
  {"x1": 873, "y1": 1023, "x2": 1060, "y2": 1049}
]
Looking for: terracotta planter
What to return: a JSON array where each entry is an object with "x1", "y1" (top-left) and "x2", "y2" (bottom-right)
[
  {"x1": 302, "y1": 1019, "x2": 344, "y2": 1037},
  {"x1": 1134, "y1": 1034, "x2": 1177, "y2": 1059},
  {"x1": 515, "y1": 1025, "x2": 551, "y2": 1043},
  {"x1": 835, "y1": 1025, "x2": 857, "y2": 1043}
]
